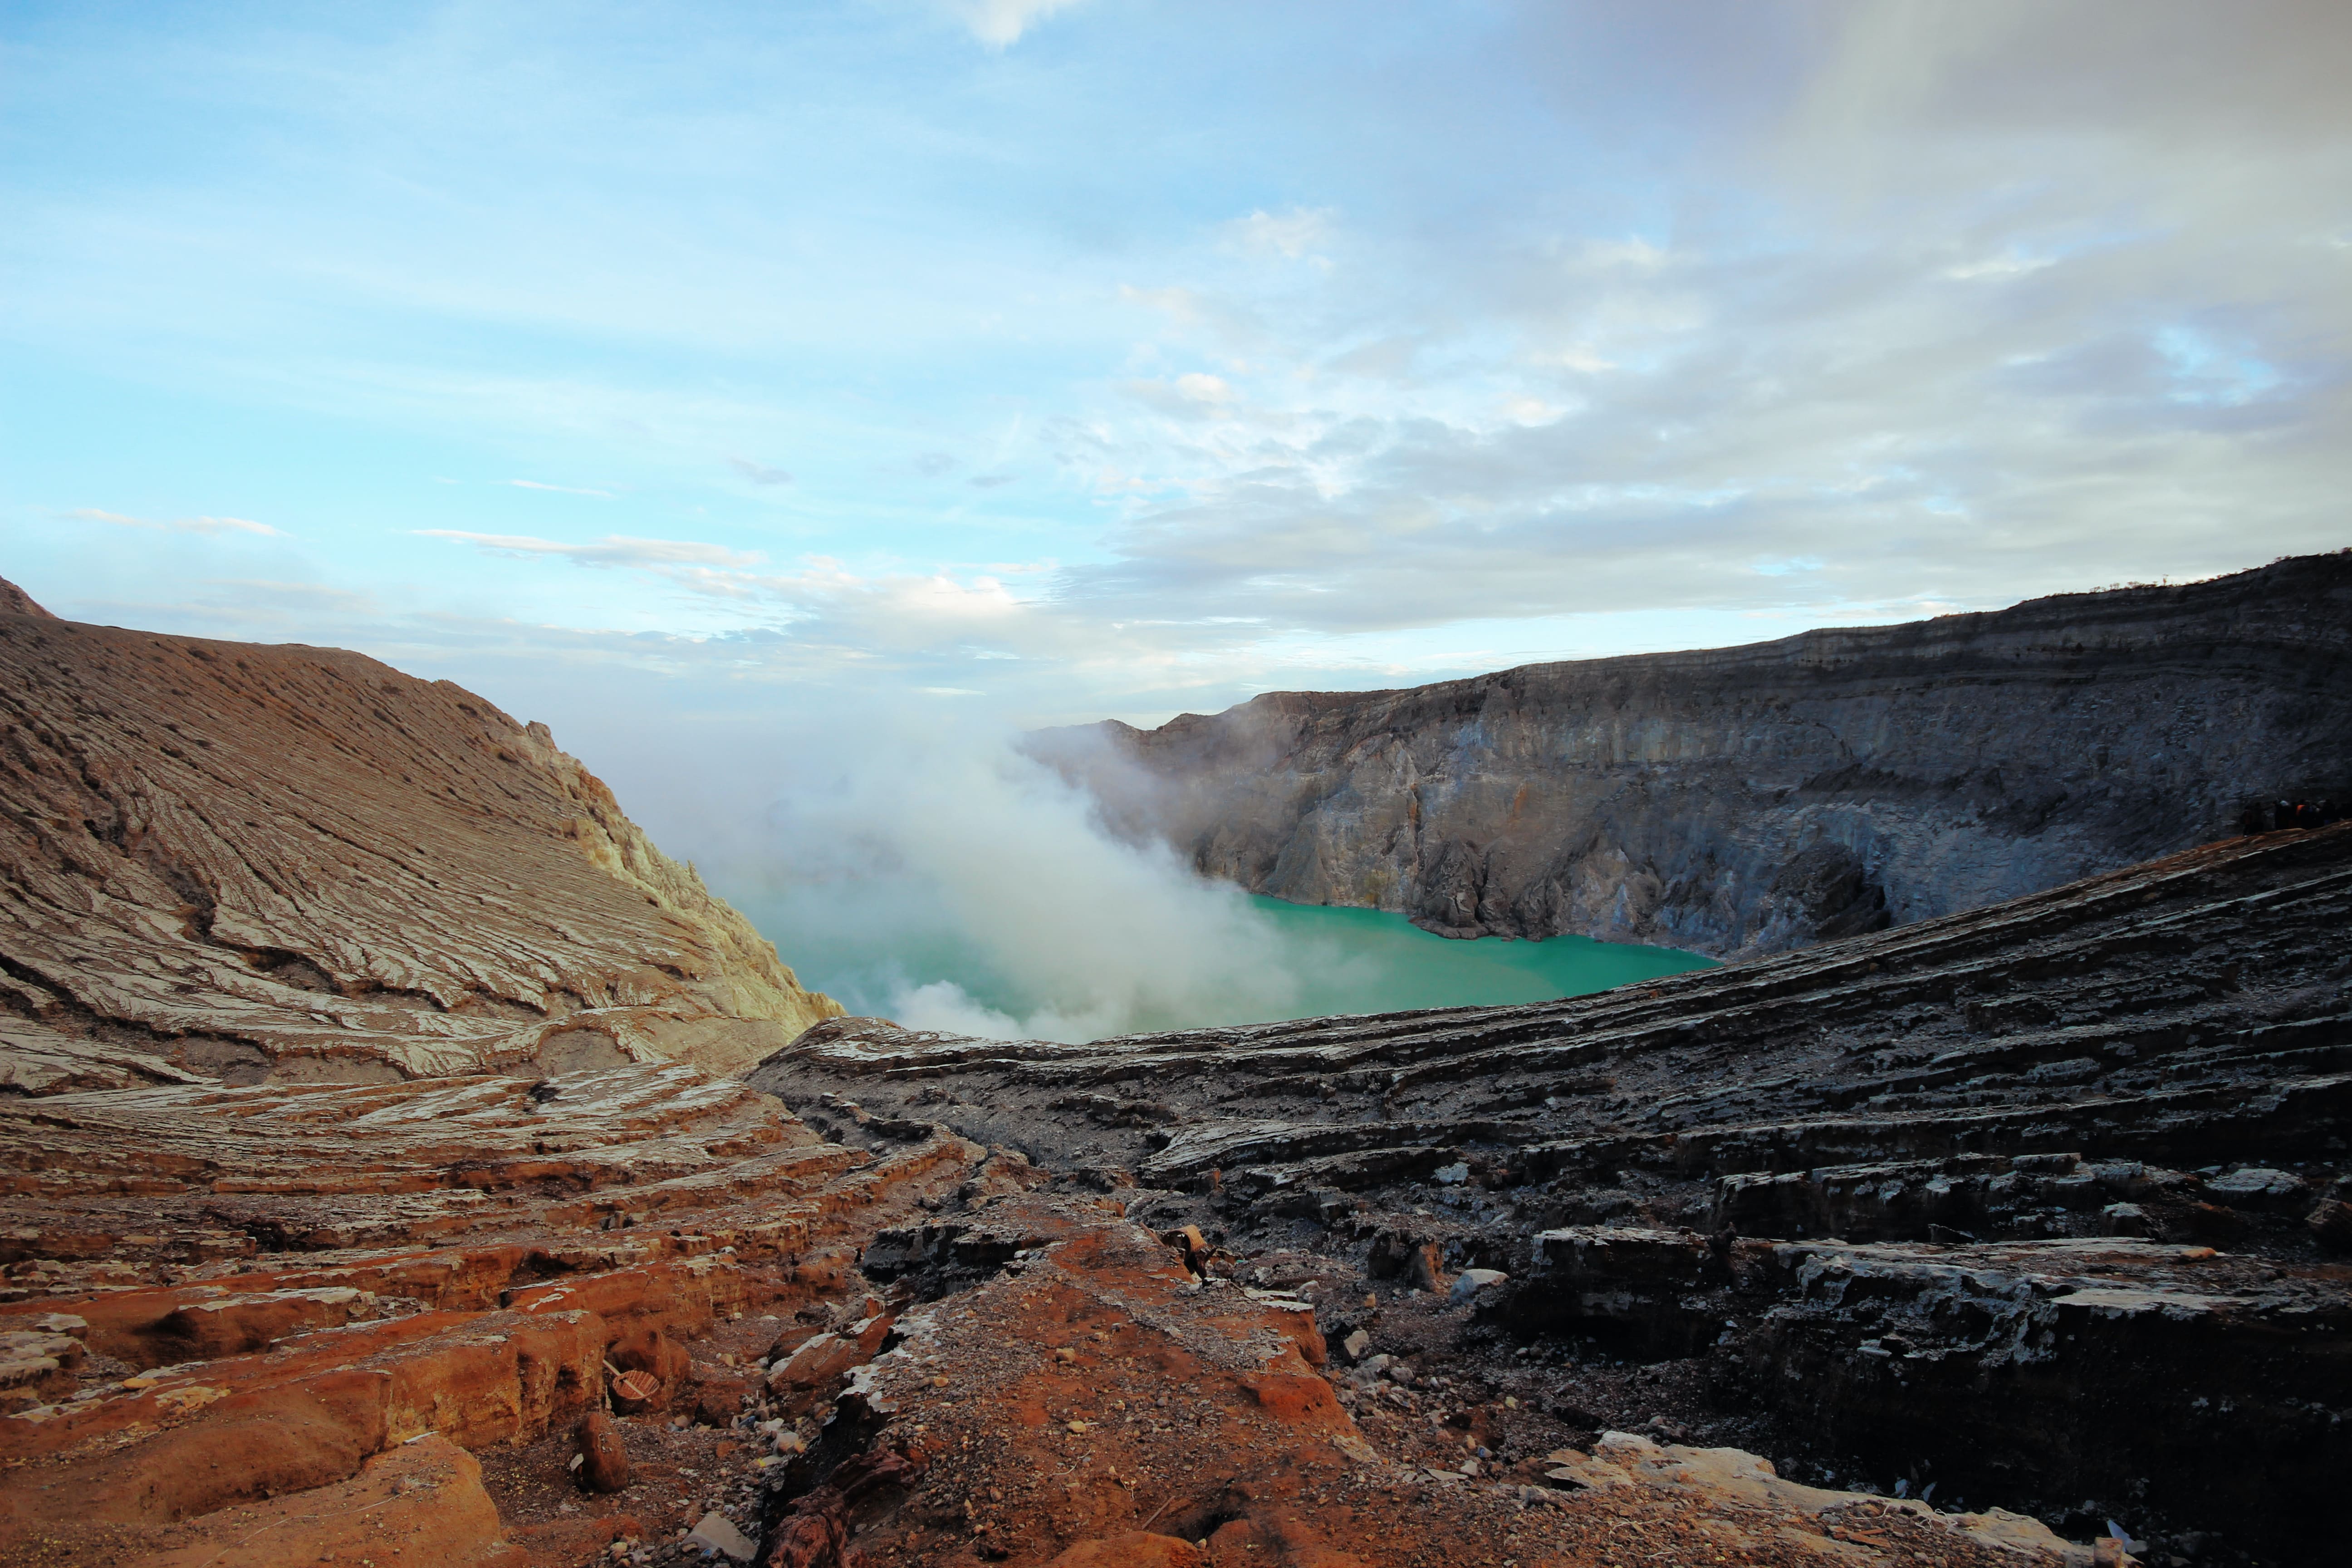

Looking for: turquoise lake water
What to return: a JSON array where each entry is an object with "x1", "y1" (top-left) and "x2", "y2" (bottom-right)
[
  {"x1": 1239, "y1": 896, "x2": 1715, "y2": 1017},
  {"x1": 745, "y1": 876, "x2": 1715, "y2": 1039}
]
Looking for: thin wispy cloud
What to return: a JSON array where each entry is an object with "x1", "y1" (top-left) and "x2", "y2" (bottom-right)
[
  {"x1": 70, "y1": 508, "x2": 284, "y2": 538},
  {"x1": 1225, "y1": 206, "x2": 1336, "y2": 265},
  {"x1": 505, "y1": 480, "x2": 613, "y2": 497},
  {"x1": 415, "y1": 530, "x2": 762, "y2": 569},
  {"x1": 728, "y1": 457, "x2": 794, "y2": 485}
]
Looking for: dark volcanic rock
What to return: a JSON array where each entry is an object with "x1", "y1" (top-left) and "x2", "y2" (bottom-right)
[
  {"x1": 1034, "y1": 550, "x2": 2352, "y2": 956},
  {"x1": 0, "y1": 578, "x2": 840, "y2": 1090},
  {"x1": 755, "y1": 821, "x2": 2352, "y2": 1559}
]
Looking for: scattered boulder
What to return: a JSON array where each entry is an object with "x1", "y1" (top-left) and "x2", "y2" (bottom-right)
[
  {"x1": 573, "y1": 1409, "x2": 631, "y2": 1493},
  {"x1": 686, "y1": 1510, "x2": 758, "y2": 1562},
  {"x1": 1407, "y1": 1244, "x2": 1446, "y2": 1294}
]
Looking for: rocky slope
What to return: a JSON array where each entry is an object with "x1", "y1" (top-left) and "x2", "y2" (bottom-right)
[
  {"x1": 757, "y1": 818, "x2": 2352, "y2": 1563},
  {"x1": 1036, "y1": 550, "x2": 2352, "y2": 957},
  {"x1": 0, "y1": 577, "x2": 839, "y2": 1091},
  {"x1": 3, "y1": 1062, "x2": 2103, "y2": 1568}
]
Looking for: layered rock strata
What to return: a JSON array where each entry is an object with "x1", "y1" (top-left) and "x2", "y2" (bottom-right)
[
  {"x1": 0, "y1": 577, "x2": 839, "y2": 1090},
  {"x1": 1036, "y1": 551, "x2": 2352, "y2": 956},
  {"x1": 0, "y1": 1061, "x2": 2100, "y2": 1568},
  {"x1": 754, "y1": 819, "x2": 2352, "y2": 1562},
  {"x1": 0, "y1": 1061, "x2": 977, "y2": 1563}
]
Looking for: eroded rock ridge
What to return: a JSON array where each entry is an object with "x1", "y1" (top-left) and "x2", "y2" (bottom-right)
[{"x1": 0, "y1": 578, "x2": 840, "y2": 1092}]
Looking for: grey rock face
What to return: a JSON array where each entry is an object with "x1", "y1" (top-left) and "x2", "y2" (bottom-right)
[{"x1": 1034, "y1": 551, "x2": 2352, "y2": 958}]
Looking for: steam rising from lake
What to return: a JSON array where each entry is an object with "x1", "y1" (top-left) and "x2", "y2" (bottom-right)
[
  {"x1": 522, "y1": 683, "x2": 1700, "y2": 1044},
  {"x1": 740, "y1": 718, "x2": 1332, "y2": 1041},
  {"x1": 538, "y1": 692, "x2": 1339, "y2": 1041}
]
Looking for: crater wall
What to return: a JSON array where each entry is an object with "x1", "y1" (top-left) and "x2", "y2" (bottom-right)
[{"x1": 1037, "y1": 551, "x2": 2352, "y2": 957}]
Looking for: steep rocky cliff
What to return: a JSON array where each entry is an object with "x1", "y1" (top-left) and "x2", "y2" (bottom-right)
[
  {"x1": 0, "y1": 577, "x2": 839, "y2": 1092},
  {"x1": 1037, "y1": 550, "x2": 2352, "y2": 959}
]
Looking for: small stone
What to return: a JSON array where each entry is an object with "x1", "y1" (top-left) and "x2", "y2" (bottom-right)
[
  {"x1": 1448, "y1": 1269, "x2": 1508, "y2": 1305},
  {"x1": 1407, "y1": 1245, "x2": 1446, "y2": 1294},
  {"x1": 686, "y1": 1512, "x2": 756, "y2": 1563},
  {"x1": 1342, "y1": 1328, "x2": 1371, "y2": 1362},
  {"x1": 1056, "y1": 1347, "x2": 1079, "y2": 1364}
]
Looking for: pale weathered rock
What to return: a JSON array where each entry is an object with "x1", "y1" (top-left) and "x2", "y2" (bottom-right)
[
  {"x1": 686, "y1": 1509, "x2": 757, "y2": 1561},
  {"x1": 0, "y1": 578, "x2": 839, "y2": 1089},
  {"x1": 1449, "y1": 1267, "x2": 1508, "y2": 1304}
]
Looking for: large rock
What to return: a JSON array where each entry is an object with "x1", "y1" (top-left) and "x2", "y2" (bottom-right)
[
  {"x1": 1033, "y1": 551, "x2": 2352, "y2": 956},
  {"x1": 0, "y1": 577, "x2": 839, "y2": 1088}
]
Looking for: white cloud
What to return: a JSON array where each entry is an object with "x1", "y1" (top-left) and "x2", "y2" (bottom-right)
[
  {"x1": 70, "y1": 507, "x2": 284, "y2": 537},
  {"x1": 1225, "y1": 206, "x2": 1337, "y2": 264},
  {"x1": 506, "y1": 479, "x2": 612, "y2": 497},
  {"x1": 949, "y1": 0, "x2": 1089, "y2": 48}
]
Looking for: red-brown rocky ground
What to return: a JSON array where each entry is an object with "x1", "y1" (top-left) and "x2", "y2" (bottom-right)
[{"x1": 0, "y1": 1061, "x2": 2103, "y2": 1568}]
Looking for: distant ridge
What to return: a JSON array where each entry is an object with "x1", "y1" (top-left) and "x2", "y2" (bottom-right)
[
  {"x1": 1037, "y1": 550, "x2": 2352, "y2": 958},
  {"x1": 0, "y1": 575, "x2": 55, "y2": 619}
]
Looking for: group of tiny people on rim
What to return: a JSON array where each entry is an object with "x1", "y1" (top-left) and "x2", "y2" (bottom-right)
[{"x1": 2241, "y1": 798, "x2": 2343, "y2": 834}]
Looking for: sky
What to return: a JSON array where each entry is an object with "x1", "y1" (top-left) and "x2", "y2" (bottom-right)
[{"x1": 5, "y1": 0, "x2": 2348, "y2": 735}]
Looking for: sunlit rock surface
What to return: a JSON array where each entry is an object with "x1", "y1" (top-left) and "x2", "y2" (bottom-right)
[
  {"x1": 1037, "y1": 550, "x2": 2352, "y2": 957},
  {"x1": 1, "y1": 1063, "x2": 2106, "y2": 1568},
  {"x1": 0, "y1": 578, "x2": 840, "y2": 1090}
]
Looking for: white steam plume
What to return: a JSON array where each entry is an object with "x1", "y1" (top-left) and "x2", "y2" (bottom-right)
[{"x1": 512, "y1": 677, "x2": 1355, "y2": 1043}]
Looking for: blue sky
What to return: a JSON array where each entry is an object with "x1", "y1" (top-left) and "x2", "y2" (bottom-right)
[{"x1": 5, "y1": 0, "x2": 2349, "y2": 735}]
